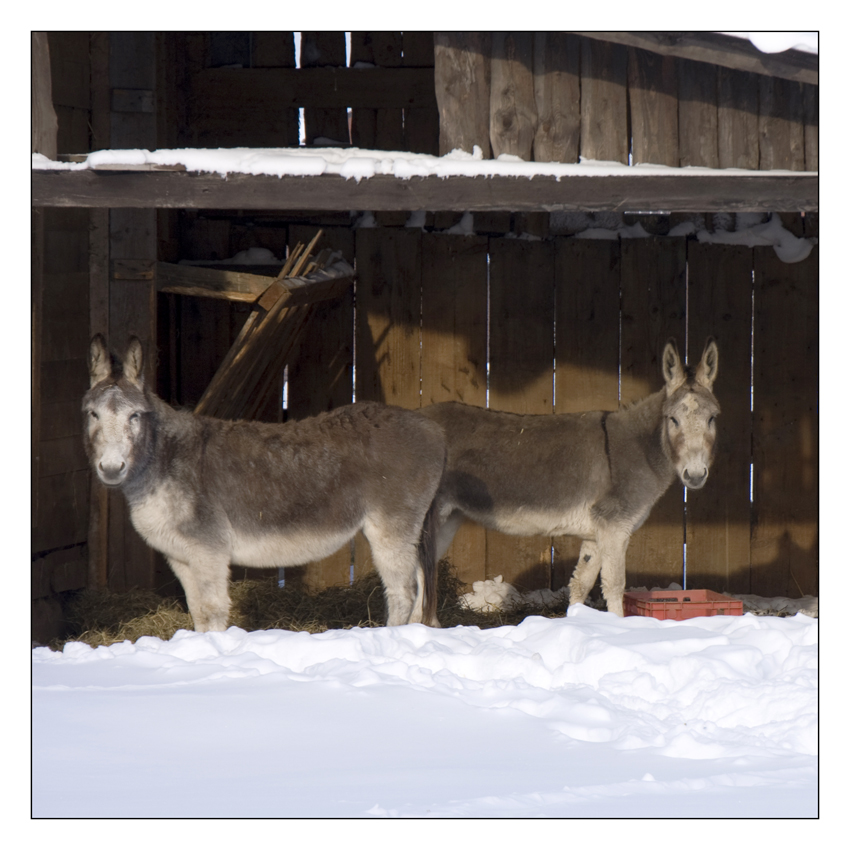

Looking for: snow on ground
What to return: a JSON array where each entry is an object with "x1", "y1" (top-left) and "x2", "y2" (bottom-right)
[{"x1": 32, "y1": 605, "x2": 817, "y2": 819}]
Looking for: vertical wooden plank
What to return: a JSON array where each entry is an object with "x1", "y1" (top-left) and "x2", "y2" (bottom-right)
[
  {"x1": 552, "y1": 239, "x2": 621, "y2": 589},
  {"x1": 421, "y1": 233, "x2": 489, "y2": 589},
  {"x1": 434, "y1": 32, "x2": 492, "y2": 157},
  {"x1": 300, "y1": 32, "x2": 349, "y2": 145},
  {"x1": 32, "y1": 32, "x2": 58, "y2": 159},
  {"x1": 628, "y1": 47, "x2": 678, "y2": 167},
  {"x1": 252, "y1": 32, "x2": 299, "y2": 147},
  {"x1": 353, "y1": 228, "x2": 424, "y2": 584},
  {"x1": 285, "y1": 226, "x2": 355, "y2": 590},
  {"x1": 685, "y1": 243, "x2": 754, "y2": 594},
  {"x1": 678, "y1": 58, "x2": 718, "y2": 168},
  {"x1": 758, "y1": 76, "x2": 806, "y2": 171},
  {"x1": 532, "y1": 32, "x2": 580, "y2": 164},
  {"x1": 106, "y1": 31, "x2": 159, "y2": 593},
  {"x1": 620, "y1": 238, "x2": 687, "y2": 590},
  {"x1": 355, "y1": 228, "x2": 422, "y2": 409},
  {"x1": 803, "y1": 83, "x2": 818, "y2": 172},
  {"x1": 580, "y1": 37, "x2": 628, "y2": 164},
  {"x1": 717, "y1": 68, "x2": 759, "y2": 169},
  {"x1": 489, "y1": 32, "x2": 537, "y2": 161},
  {"x1": 487, "y1": 238, "x2": 555, "y2": 591},
  {"x1": 751, "y1": 247, "x2": 818, "y2": 598},
  {"x1": 350, "y1": 32, "x2": 403, "y2": 151},
  {"x1": 402, "y1": 32, "x2": 439, "y2": 155}
]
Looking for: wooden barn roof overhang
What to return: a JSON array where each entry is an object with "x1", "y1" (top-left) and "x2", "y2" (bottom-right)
[
  {"x1": 32, "y1": 166, "x2": 818, "y2": 214},
  {"x1": 568, "y1": 31, "x2": 817, "y2": 86}
]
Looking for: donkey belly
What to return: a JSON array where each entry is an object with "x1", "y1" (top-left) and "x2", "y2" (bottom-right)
[
  {"x1": 229, "y1": 524, "x2": 358, "y2": 568},
  {"x1": 474, "y1": 502, "x2": 598, "y2": 540}
]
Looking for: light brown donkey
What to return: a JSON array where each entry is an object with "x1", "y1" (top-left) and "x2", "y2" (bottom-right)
[
  {"x1": 83, "y1": 335, "x2": 447, "y2": 632},
  {"x1": 421, "y1": 339, "x2": 719, "y2": 616}
]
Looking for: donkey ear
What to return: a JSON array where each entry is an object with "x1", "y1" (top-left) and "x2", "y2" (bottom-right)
[
  {"x1": 662, "y1": 339, "x2": 685, "y2": 393},
  {"x1": 88, "y1": 334, "x2": 112, "y2": 387},
  {"x1": 695, "y1": 337, "x2": 719, "y2": 390},
  {"x1": 123, "y1": 337, "x2": 145, "y2": 388}
]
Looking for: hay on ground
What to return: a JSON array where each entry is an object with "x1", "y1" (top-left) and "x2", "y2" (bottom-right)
[{"x1": 52, "y1": 561, "x2": 567, "y2": 650}]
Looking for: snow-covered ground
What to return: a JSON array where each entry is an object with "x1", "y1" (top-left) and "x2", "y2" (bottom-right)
[{"x1": 33, "y1": 604, "x2": 816, "y2": 819}]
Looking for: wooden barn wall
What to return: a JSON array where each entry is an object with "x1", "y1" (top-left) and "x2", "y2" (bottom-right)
[
  {"x1": 170, "y1": 223, "x2": 816, "y2": 600},
  {"x1": 257, "y1": 228, "x2": 815, "y2": 600},
  {"x1": 435, "y1": 32, "x2": 817, "y2": 172}
]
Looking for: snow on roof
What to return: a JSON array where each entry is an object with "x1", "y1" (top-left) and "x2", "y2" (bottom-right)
[{"x1": 718, "y1": 31, "x2": 818, "y2": 55}]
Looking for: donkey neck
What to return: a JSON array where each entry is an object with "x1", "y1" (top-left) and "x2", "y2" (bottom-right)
[{"x1": 609, "y1": 388, "x2": 676, "y2": 484}]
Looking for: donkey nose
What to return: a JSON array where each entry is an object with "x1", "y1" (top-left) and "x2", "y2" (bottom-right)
[
  {"x1": 98, "y1": 460, "x2": 126, "y2": 481},
  {"x1": 684, "y1": 467, "x2": 708, "y2": 488}
]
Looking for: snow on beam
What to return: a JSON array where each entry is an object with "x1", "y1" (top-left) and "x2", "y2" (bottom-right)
[{"x1": 31, "y1": 169, "x2": 818, "y2": 213}]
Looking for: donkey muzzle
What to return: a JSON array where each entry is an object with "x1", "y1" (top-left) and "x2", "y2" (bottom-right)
[
  {"x1": 682, "y1": 467, "x2": 708, "y2": 489},
  {"x1": 98, "y1": 460, "x2": 127, "y2": 486}
]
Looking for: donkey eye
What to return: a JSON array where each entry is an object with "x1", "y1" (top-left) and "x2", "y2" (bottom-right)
[
  {"x1": 669, "y1": 417, "x2": 679, "y2": 427},
  {"x1": 89, "y1": 410, "x2": 99, "y2": 420},
  {"x1": 129, "y1": 412, "x2": 140, "y2": 423}
]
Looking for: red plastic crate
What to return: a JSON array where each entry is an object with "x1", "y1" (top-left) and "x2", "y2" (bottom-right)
[{"x1": 623, "y1": 589, "x2": 743, "y2": 620}]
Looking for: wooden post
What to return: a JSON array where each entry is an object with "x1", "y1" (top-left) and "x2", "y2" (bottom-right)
[
  {"x1": 350, "y1": 32, "x2": 403, "y2": 151},
  {"x1": 489, "y1": 32, "x2": 537, "y2": 161},
  {"x1": 434, "y1": 32, "x2": 492, "y2": 157},
  {"x1": 758, "y1": 76, "x2": 806, "y2": 171},
  {"x1": 402, "y1": 32, "x2": 439, "y2": 155}
]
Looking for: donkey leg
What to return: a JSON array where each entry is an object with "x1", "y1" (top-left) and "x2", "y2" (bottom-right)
[
  {"x1": 435, "y1": 508, "x2": 464, "y2": 563},
  {"x1": 597, "y1": 530, "x2": 631, "y2": 617},
  {"x1": 362, "y1": 518, "x2": 421, "y2": 626},
  {"x1": 167, "y1": 554, "x2": 231, "y2": 632},
  {"x1": 568, "y1": 540, "x2": 601, "y2": 606}
]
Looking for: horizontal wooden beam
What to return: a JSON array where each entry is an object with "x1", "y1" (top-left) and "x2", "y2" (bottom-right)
[
  {"x1": 193, "y1": 66, "x2": 438, "y2": 110},
  {"x1": 32, "y1": 168, "x2": 818, "y2": 213},
  {"x1": 569, "y1": 32, "x2": 817, "y2": 86}
]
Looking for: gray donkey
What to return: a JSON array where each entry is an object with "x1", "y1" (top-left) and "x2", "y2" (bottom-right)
[
  {"x1": 421, "y1": 339, "x2": 720, "y2": 616},
  {"x1": 83, "y1": 335, "x2": 446, "y2": 632}
]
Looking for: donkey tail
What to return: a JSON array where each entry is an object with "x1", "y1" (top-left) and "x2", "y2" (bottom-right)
[{"x1": 418, "y1": 496, "x2": 441, "y2": 628}]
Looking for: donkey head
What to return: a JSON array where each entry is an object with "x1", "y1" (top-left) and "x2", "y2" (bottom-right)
[
  {"x1": 83, "y1": 335, "x2": 153, "y2": 488},
  {"x1": 660, "y1": 338, "x2": 720, "y2": 490}
]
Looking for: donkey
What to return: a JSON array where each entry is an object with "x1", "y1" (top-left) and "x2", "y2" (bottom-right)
[
  {"x1": 421, "y1": 338, "x2": 720, "y2": 616},
  {"x1": 83, "y1": 335, "x2": 447, "y2": 632}
]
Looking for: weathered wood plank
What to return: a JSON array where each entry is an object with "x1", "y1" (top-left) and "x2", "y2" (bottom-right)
[
  {"x1": 569, "y1": 32, "x2": 818, "y2": 86},
  {"x1": 684, "y1": 243, "x2": 754, "y2": 594},
  {"x1": 759, "y1": 76, "x2": 806, "y2": 171},
  {"x1": 552, "y1": 239, "x2": 621, "y2": 589},
  {"x1": 580, "y1": 37, "x2": 629, "y2": 164},
  {"x1": 628, "y1": 47, "x2": 678, "y2": 167},
  {"x1": 434, "y1": 32, "x2": 492, "y2": 157},
  {"x1": 718, "y1": 67, "x2": 759, "y2": 169},
  {"x1": 33, "y1": 170, "x2": 820, "y2": 213},
  {"x1": 620, "y1": 238, "x2": 687, "y2": 591},
  {"x1": 751, "y1": 246, "x2": 818, "y2": 598},
  {"x1": 532, "y1": 32, "x2": 580, "y2": 164},
  {"x1": 490, "y1": 32, "x2": 537, "y2": 161},
  {"x1": 803, "y1": 83, "x2": 818, "y2": 172},
  {"x1": 678, "y1": 59, "x2": 719, "y2": 168},
  {"x1": 487, "y1": 238, "x2": 556, "y2": 591}
]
